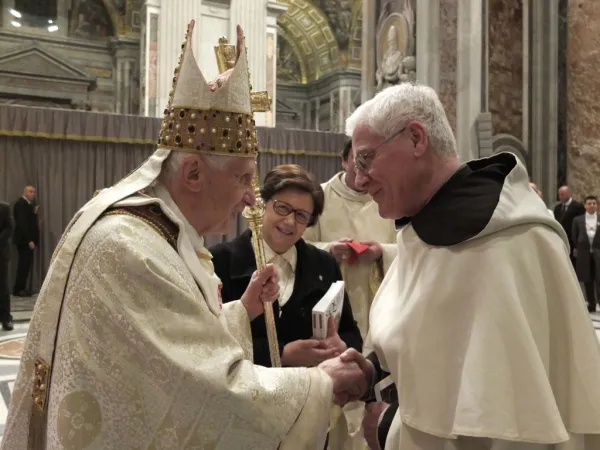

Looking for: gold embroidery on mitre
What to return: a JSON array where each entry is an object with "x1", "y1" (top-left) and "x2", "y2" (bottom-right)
[{"x1": 157, "y1": 20, "x2": 258, "y2": 158}]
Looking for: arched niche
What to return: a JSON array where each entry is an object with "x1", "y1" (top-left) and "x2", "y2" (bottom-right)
[{"x1": 68, "y1": 0, "x2": 116, "y2": 40}]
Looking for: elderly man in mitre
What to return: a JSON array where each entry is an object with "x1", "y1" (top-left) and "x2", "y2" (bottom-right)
[
  {"x1": 340, "y1": 84, "x2": 600, "y2": 449},
  {"x1": 1, "y1": 22, "x2": 366, "y2": 450}
]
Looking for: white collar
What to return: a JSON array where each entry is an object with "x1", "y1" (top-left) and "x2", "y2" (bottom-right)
[
  {"x1": 564, "y1": 198, "x2": 573, "y2": 207},
  {"x1": 585, "y1": 212, "x2": 597, "y2": 219},
  {"x1": 263, "y1": 239, "x2": 297, "y2": 272},
  {"x1": 149, "y1": 183, "x2": 212, "y2": 260}
]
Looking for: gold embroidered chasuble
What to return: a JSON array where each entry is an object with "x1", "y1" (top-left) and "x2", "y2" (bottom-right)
[{"x1": 1, "y1": 150, "x2": 333, "y2": 450}]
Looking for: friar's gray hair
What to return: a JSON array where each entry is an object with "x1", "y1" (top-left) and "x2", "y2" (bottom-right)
[{"x1": 346, "y1": 83, "x2": 458, "y2": 157}]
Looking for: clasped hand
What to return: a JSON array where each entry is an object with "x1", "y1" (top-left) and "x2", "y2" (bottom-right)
[{"x1": 319, "y1": 348, "x2": 373, "y2": 406}]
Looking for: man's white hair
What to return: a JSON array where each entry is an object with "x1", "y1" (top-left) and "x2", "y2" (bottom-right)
[
  {"x1": 346, "y1": 83, "x2": 457, "y2": 157},
  {"x1": 160, "y1": 151, "x2": 232, "y2": 182}
]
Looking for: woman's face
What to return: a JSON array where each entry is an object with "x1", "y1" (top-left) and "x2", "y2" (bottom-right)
[{"x1": 263, "y1": 188, "x2": 314, "y2": 254}]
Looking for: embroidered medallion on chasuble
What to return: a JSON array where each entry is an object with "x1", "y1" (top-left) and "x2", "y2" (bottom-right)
[{"x1": 157, "y1": 20, "x2": 258, "y2": 158}]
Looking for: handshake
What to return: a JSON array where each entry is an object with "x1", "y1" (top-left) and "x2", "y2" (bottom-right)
[{"x1": 318, "y1": 348, "x2": 374, "y2": 406}]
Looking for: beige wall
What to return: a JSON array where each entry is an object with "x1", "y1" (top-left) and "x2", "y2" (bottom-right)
[
  {"x1": 439, "y1": 0, "x2": 457, "y2": 133},
  {"x1": 488, "y1": 0, "x2": 523, "y2": 140},
  {"x1": 567, "y1": 1, "x2": 600, "y2": 199}
]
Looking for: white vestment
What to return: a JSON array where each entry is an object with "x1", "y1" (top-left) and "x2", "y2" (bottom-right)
[
  {"x1": 1, "y1": 149, "x2": 332, "y2": 450},
  {"x1": 303, "y1": 172, "x2": 397, "y2": 341},
  {"x1": 304, "y1": 172, "x2": 396, "y2": 450},
  {"x1": 370, "y1": 153, "x2": 600, "y2": 449}
]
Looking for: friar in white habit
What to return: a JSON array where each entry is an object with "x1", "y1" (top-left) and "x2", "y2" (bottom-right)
[
  {"x1": 339, "y1": 83, "x2": 600, "y2": 450},
  {"x1": 0, "y1": 22, "x2": 367, "y2": 450}
]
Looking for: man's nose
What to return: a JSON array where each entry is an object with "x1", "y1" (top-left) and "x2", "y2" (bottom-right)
[
  {"x1": 355, "y1": 171, "x2": 370, "y2": 191},
  {"x1": 244, "y1": 189, "x2": 256, "y2": 207}
]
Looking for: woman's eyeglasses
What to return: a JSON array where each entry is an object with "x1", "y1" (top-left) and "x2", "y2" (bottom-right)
[
  {"x1": 272, "y1": 200, "x2": 313, "y2": 225},
  {"x1": 354, "y1": 126, "x2": 407, "y2": 173}
]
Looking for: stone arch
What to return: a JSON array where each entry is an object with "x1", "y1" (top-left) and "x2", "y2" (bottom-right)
[
  {"x1": 277, "y1": 0, "x2": 340, "y2": 82},
  {"x1": 492, "y1": 133, "x2": 529, "y2": 168},
  {"x1": 277, "y1": 26, "x2": 309, "y2": 84}
]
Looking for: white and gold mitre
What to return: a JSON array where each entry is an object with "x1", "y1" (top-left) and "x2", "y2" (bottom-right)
[{"x1": 158, "y1": 20, "x2": 258, "y2": 157}]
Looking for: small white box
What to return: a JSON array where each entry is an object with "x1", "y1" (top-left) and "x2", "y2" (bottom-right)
[
  {"x1": 374, "y1": 376, "x2": 396, "y2": 403},
  {"x1": 312, "y1": 280, "x2": 345, "y2": 339}
]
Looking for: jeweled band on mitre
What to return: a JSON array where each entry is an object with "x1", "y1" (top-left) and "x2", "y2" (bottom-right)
[
  {"x1": 158, "y1": 107, "x2": 258, "y2": 156},
  {"x1": 157, "y1": 20, "x2": 257, "y2": 158}
]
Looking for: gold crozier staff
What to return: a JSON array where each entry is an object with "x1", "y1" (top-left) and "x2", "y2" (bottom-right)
[{"x1": 214, "y1": 38, "x2": 281, "y2": 367}]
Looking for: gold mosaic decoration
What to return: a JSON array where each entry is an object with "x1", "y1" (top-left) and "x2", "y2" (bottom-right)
[{"x1": 157, "y1": 22, "x2": 258, "y2": 157}]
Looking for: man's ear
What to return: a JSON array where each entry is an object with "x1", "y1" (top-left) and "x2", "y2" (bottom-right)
[
  {"x1": 180, "y1": 155, "x2": 205, "y2": 193},
  {"x1": 409, "y1": 122, "x2": 429, "y2": 158}
]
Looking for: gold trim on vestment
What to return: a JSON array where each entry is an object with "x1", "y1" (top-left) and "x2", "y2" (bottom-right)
[{"x1": 104, "y1": 206, "x2": 179, "y2": 249}]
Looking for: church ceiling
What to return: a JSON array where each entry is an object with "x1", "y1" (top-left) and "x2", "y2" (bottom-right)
[
  {"x1": 276, "y1": 0, "x2": 362, "y2": 84},
  {"x1": 277, "y1": 0, "x2": 340, "y2": 83}
]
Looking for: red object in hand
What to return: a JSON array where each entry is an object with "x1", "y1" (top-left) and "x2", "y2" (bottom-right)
[{"x1": 346, "y1": 240, "x2": 370, "y2": 264}]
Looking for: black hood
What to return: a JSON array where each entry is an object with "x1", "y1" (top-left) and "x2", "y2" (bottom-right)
[{"x1": 395, "y1": 153, "x2": 565, "y2": 246}]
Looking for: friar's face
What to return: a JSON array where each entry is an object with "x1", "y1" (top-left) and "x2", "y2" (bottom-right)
[{"x1": 352, "y1": 123, "x2": 429, "y2": 219}]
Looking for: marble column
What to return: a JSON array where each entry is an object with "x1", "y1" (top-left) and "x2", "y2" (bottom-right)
[
  {"x1": 529, "y1": 0, "x2": 559, "y2": 205},
  {"x1": 230, "y1": 0, "x2": 268, "y2": 126},
  {"x1": 140, "y1": 0, "x2": 160, "y2": 116},
  {"x1": 110, "y1": 37, "x2": 139, "y2": 115},
  {"x1": 415, "y1": 0, "x2": 440, "y2": 92},
  {"x1": 156, "y1": 0, "x2": 205, "y2": 116},
  {"x1": 265, "y1": 1, "x2": 288, "y2": 127},
  {"x1": 455, "y1": 0, "x2": 489, "y2": 162},
  {"x1": 360, "y1": 0, "x2": 376, "y2": 104}
]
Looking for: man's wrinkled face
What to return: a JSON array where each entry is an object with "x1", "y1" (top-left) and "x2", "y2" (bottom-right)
[
  {"x1": 352, "y1": 123, "x2": 426, "y2": 219},
  {"x1": 206, "y1": 157, "x2": 257, "y2": 234},
  {"x1": 178, "y1": 155, "x2": 256, "y2": 235}
]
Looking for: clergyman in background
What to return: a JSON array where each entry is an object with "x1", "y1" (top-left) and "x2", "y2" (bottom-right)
[{"x1": 12, "y1": 185, "x2": 39, "y2": 297}]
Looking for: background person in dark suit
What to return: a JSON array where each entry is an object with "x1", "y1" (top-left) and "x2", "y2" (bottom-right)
[
  {"x1": 572, "y1": 195, "x2": 600, "y2": 312},
  {"x1": 12, "y1": 185, "x2": 39, "y2": 297},
  {"x1": 554, "y1": 185, "x2": 585, "y2": 266},
  {"x1": 211, "y1": 164, "x2": 362, "y2": 368},
  {"x1": 0, "y1": 200, "x2": 14, "y2": 330}
]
